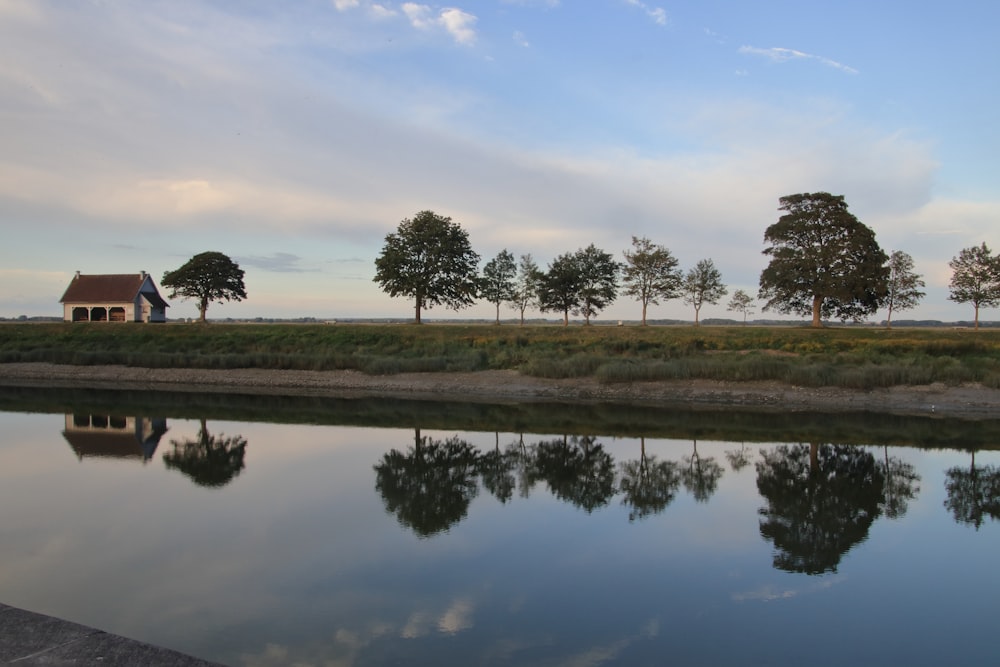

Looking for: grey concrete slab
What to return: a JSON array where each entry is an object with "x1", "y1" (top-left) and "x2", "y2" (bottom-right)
[{"x1": 0, "y1": 603, "x2": 227, "y2": 666}]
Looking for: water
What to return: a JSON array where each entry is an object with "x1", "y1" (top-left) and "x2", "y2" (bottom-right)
[{"x1": 1, "y1": 388, "x2": 998, "y2": 666}]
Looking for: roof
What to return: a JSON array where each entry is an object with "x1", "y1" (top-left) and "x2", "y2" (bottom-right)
[{"x1": 60, "y1": 272, "x2": 168, "y2": 308}]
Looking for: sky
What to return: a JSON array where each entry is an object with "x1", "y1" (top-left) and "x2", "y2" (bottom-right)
[{"x1": 1, "y1": 0, "x2": 998, "y2": 323}]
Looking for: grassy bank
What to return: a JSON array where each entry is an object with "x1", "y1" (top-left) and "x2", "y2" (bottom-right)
[{"x1": 2, "y1": 322, "x2": 1000, "y2": 390}]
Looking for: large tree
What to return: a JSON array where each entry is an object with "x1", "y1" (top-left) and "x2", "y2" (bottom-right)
[
  {"x1": 883, "y1": 250, "x2": 925, "y2": 329},
  {"x1": 161, "y1": 251, "x2": 247, "y2": 323},
  {"x1": 374, "y1": 210, "x2": 480, "y2": 324},
  {"x1": 948, "y1": 242, "x2": 1000, "y2": 329},
  {"x1": 758, "y1": 192, "x2": 889, "y2": 328},
  {"x1": 509, "y1": 253, "x2": 541, "y2": 326},
  {"x1": 574, "y1": 244, "x2": 620, "y2": 325},
  {"x1": 682, "y1": 258, "x2": 727, "y2": 325},
  {"x1": 537, "y1": 251, "x2": 582, "y2": 326},
  {"x1": 622, "y1": 236, "x2": 682, "y2": 325},
  {"x1": 480, "y1": 249, "x2": 517, "y2": 324}
]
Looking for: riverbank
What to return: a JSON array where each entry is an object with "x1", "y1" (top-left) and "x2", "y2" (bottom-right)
[{"x1": 1, "y1": 362, "x2": 999, "y2": 418}]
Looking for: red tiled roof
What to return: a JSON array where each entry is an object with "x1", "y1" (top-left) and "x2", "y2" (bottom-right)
[{"x1": 60, "y1": 273, "x2": 168, "y2": 307}]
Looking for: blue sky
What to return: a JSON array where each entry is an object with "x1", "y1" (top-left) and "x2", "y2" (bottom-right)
[{"x1": 1, "y1": 0, "x2": 997, "y2": 322}]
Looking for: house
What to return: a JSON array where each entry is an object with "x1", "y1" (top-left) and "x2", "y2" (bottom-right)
[{"x1": 59, "y1": 271, "x2": 169, "y2": 323}]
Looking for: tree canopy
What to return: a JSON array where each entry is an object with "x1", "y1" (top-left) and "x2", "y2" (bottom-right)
[
  {"x1": 884, "y1": 250, "x2": 925, "y2": 328},
  {"x1": 622, "y1": 236, "x2": 682, "y2": 325},
  {"x1": 481, "y1": 249, "x2": 517, "y2": 324},
  {"x1": 537, "y1": 245, "x2": 619, "y2": 325},
  {"x1": 509, "y1": 253, "x2": 541, "y2": 326},
  {"x1": 948, "y1": 242, "x2": 1000, "y2": 329},
  {"x1": 161, "y1": 251, "x2": 247, "y2": 323},
  {"x1": 758, "y1": 192, "x2": 889, "y2": 327},
  {"x1": 373, "y1": 210, "x2": 480, "y2": 324},
  {"x1": 682, "y1": 258, "x2": 727, "y2": 325}
]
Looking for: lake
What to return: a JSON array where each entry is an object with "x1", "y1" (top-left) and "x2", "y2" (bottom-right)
[{"x1": 0, "y1": 386, "x2": 998, "y2": 666}]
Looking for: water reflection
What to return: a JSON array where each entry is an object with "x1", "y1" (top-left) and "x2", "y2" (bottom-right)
[
  {"x1": 944, "y1": 449, "x2": 1000, "y2": 529},
  {"x1": 374, "y1": 428, "x2": 480, "y2": 538},
  {"x1": 618, "y1": 437, "x2": 681, "y2": 522},
  {"x1": 62, "y1": 413, "x2": 168, "y2": 462},
  {"x1": 3, "y1": 392, "x2": 1000, "y2": 666},
  {"x1": 163, "y1": 418, "x2": 248, "y2": 488}
]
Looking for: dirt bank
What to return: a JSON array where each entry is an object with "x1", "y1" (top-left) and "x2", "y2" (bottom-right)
[{"x1": 2, "y1": 362, "x2": 999, "y2": 419}]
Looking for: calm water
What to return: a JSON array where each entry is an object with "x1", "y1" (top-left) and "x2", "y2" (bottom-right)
[{"x1": 1, "y1": 389, "x2": 999, "y2": 666}]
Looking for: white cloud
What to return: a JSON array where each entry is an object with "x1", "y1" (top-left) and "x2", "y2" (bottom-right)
[
  {"x1": 402, "y1": 3, "x2": 477, "y2": 45},
  {"x1": 623, "y1": 0, "x2": 667, "y2": 26},
  {"x1": 739, "y1": 45, "x2": 859, "y2": 74},
  {"x1": 513, "y1": 30, "x2": 530, "y2": 48},
  {"x1": 440, "y1": 8, "x2": 477, "y2": 45},
  {"x1": 331, "y1": 0, "x2": 360, "y2": 10}
]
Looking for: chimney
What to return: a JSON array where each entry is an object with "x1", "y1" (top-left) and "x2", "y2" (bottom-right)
[
  {"x1": 75, "y1": 270, "x2": 81, "y2": 279},
  {"x1": 141, "y1": 270, "x2": 147, "y2": 278}
]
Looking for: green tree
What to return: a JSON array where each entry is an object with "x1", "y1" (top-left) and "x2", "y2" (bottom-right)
[
  {"x1": 619, "y1": 438, "x2": 682, "y2": 521},
  {"x1": 726, "y1": 289, "x2": 755, "y2": 325},
  {"x1": 574, "y1": 244, "x2": 620, "y2": 325},
  {"x1": 948, "y1": 243, "x2": 1000, "y2": 329},
  {"x1": 373, "y1": 210, "x2": 480, "y2": 324},
  {"x1": 944, "y1": 450, "x2": 1000, "y2": 530},
  {"x1": 481, "y1": 249, "x2": 517, "y2": 324},
  {"x1": 622, "y1": 236, "x2": 682, "y2": 325},
  {"x1": 884, "y1": 250, "x2": 925, "y2": 329},
  {"x1": 758, "y1": 192, "x2": 889, "y2": 328},
  {"x1": 510, "y1": 253, "x2": 541, "y2": 326},
  {"x1": 161, "y1": 251, "x2": 247, "y2": 323},
  {"x1": 537, "y1": 251, "x2": 582, "y2": 326},
  {"x1": 682, "y1": 258, "x2": 727, "y2": 325}
]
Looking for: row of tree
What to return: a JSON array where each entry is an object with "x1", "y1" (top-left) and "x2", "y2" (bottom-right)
[{"x1": 373, "y1": 194, "x2": 1000, "y2": 327}]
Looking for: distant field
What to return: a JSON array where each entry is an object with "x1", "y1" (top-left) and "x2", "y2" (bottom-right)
[{"x1": 2, "y1": 321, "x2": 999, "y2": 389}]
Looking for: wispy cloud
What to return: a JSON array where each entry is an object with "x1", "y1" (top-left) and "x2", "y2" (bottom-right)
[
  {"x1": 399, "y1": 3, "x2": 477, "y2": 45},
  {"x1": 237, "y1": 253, "x2": 315, "y2": 273},
  {"x1": 623, "y1": 0, "x2": 667, "y2": 26},
  {"x1": 739, "y1": 45, "x2": 858, "y2": 74},
  {"x1": 513, "y1": 30, "x2": 530, "y2": 48}
]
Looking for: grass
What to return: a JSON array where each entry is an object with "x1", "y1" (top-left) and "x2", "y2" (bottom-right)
[{"x1": 2, "y1": 321, "x2": 1000, "y2": 389}]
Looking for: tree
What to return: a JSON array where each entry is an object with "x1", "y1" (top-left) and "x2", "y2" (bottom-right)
[
  {"x1": 480, "y1": 249, "x2": 517, "y2": 324},
  {"x1": 682, "y1": 259, "x2": 727, "y2": 325},
  {"x1": 948, "y1": 243, "x2": 1000, "y2": 329},
  {"x1": 756, "y1": 443, "x2": 885, "y2": 574},
  {"x1": 758, "y1": 192, "x2": 889, "y2": 328},
  {"x1": 727, "y1": 289, "x2": 755, "y2": 325},
  {"x1": 161, "y1": 251, "x2": 247, "y2": 323},
  {"x1": 373, "y1": 210, "x2": 480, "y2": 324},
  {"x1": 619, "y1": 438, "x2": 682, "y2": 521},
  {"x1": 509, "y1": 253, "x2": 541, "y2": 326},
  {"x1": 537, "y1": 252, "x2": 581, "y2": 326},
  {"x1": 574, "y1": 244, "x2": 620, "y2": 325},
  {"x1": 163, "y1": 419, "x2": 248, "y2": 488},
  {"x1": 622, "y1": 236, "x2": 682, "y2": 325},
  {"x1": 373, "y1": 428, "x2": 480, "y2": 537},
  {"x1": 944, "y1": 450, "x2": 1000, "y2": 530},
  {"x1": 884, "y1": 251, "x2": 925, "y2": 329}
]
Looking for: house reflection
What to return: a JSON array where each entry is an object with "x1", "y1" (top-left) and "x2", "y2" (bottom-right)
[{"x1": 62, "y1": 414, "x2": 168, "y2": 463}]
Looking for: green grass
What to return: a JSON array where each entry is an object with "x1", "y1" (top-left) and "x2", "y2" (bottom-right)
[{"x1": 2, "y1": 321, "x2": 1000, "y2": 389}]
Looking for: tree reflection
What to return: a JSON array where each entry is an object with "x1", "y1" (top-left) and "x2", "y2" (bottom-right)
[
  {"x1": 619, "y1": 437, "x2": 682, "y2": 522},
  {"x1": 878, "y1": 446, "x2": 921, "y2": 519},
  {"x1": 534, "y1": 435, "x2": 615, "y2": 513},
  {"x1": 725, "y1": 443, "x2": 754, "y2": 472},
  {"x1": 374, "y1": 428, "x2": 480, "y2": 538},
  {"x1": 682, "y1": 440, "x2": 724, "y2": 503},
  {"x1": 479, "y1": 433, "x2": 517, "y2": 504},
  {"x1": 163, "y1": 418, "x2": 247, "y2": 488},
  {"x1": 756, "y1": 443, "x2": 884, "y2": 574},
  {"x1": 944, "y1": 450, "x2": 1000, "y2": 530}
]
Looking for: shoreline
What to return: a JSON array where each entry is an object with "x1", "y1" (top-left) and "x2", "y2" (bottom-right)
[{"x1": 2, "y1": 362, "x2": 999, "y2": 418}]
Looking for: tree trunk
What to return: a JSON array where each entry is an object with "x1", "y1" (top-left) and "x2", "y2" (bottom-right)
[
  {"x1": 198, "y1": 300, "x2": 208, "y2": 323},
  {"x1": 495, "y1": 302, "x2": 500, "y2": 325},
  {"x1": 886, "y1": 302, "x2": 894, "y2": 329},
  {"x1": 641, "y1": 302, "x2": 648, "y2": 326},
  {"x1": 811, "y1": 294, "x2": 823, "y2": 328},
  {"x1": 693, "y1": 305, "x2": 701, "y2": 326},
  {"x1": 414, "y1": 299, "x2": 422, "y2": 324},
  {"x1": 975, "y1": 304, "x2": 980, "y2": 329},
  {"x1": 563, "y1": 309, "x2": 569, "y2": 326}
]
